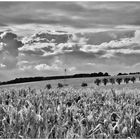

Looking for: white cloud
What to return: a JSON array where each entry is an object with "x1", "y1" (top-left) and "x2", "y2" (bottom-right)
[
  {"x1": 34, "y1": 63, "x2": 60, "y2": 71},
  {"x1": 0, "y1": 42, "x2": 4, "y2": 51},
  {"x1": 19, "y1": 42, "x2": 55, "y2": 51},
  {"x1": 132, "y1": 30, "x2": 140, "y2": 44},
  {"x1": 87, "y1": 62, "x2": 96, "y2": 66},
  {"x1": 35, "y1": 64, "x2": 52, "y2": 71},
  {"x1": 68, "y1": 66, "x2": 76, "y2": 71},
  {"x1": 115, "y1": 25, "x2": 140, "y2": 30},
  {"x1": 34, "y1": 56, "x2": 63, "y2": 71},
  {"x1": 0, "y1": 63, "x2": 6, "y2": 68},
  {"x1": 107, "y1": 49, "x2": 140, "y2": 54},
  {"x1": 17, "y1": 60, "x2": 29, "y2": 66}
]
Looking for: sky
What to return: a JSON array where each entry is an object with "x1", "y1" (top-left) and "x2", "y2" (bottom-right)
[{"x1": 0, "y1": 1, "x2": 140, "y2": 81}]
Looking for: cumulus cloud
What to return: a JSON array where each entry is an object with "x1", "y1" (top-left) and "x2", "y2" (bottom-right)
[
  {"x1": 34, "y1": 63, "x2": 59, "y2": 71},
  {"x1": 19, "y1": 30, "x2": 88, "y2": 57},
  {"x1": 78, "y1": 29, "x2": 140, "y2": 59},
  {"x1": 1, "y1": 2, "x2": 140, "y2": 80},
  {"x1": 17, "y1": 60, "x2": 36, "y2": 71},
  {"x1": 34, "y1": 56, "x2": 63, "y2": 71},
  {"x1": 0, "y1": 31, "x2": 23, "y2": 69},
  {"x1": 1, "y1": 27, "x2": 140, "y2": 75}
]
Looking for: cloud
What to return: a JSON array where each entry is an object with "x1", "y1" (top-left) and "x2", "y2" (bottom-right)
[
  {"x1": 68, "y1": 66, "x2": 76, "y2": 71},
  {"x1": 0, "y1": 31, "x2": 23, "y2": 69},
  {"x1": 78, "y1": 29, "x2": 140, "y2": 59},
  {"x1": 34, "y1": 64, "x2": 58, "y2": 71},
  {"x1": 0, "y1": 63, "x2": 6, "y2": 68},
  {"x1": 132, "y1": 30, "x2": 140, "y2": 44},
  {"x1": 1, "y1": 2, "x2": 140, "y2": 80},
  {"x1": 0, "y1": 2, "x2": 140, "y2": 29},
  {"x1": 34, "y1": 56, "x2": 63, "y2": 71},
  {"x1": 19, "y1": 30, "x2": 73, "y2": 56},
  {"x1": 1, "y1": 26, "x2": 140, "y2": 74},
  {"x1": 18, "y1": 30, "x2": 88, "y2": 59}
]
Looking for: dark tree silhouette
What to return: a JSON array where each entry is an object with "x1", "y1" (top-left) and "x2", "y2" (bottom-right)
[
  {"x1": 0, "y1": 72, "x2": 111, "y2": 86},
  {"x1": 94, "y1": 79, "x2": 101, "y2": 86},
  {"x1": 109, "y1": 78, "x2": 115, "y2": 85},
  {"x1": 116, "y1": 78, "x2": 122, "y2": 85},
  {"x1": 124, "y1": 77, "x2": 130, "y2": 84},
  {"x1": 46, "y1": 84, "x2": 52, "y2": 89},
  {"x1": 81, "y1": 82, "x2": 88, "y2": 87},
  {"x1": 117, "y1": 73, "x2": 122, "y2": 76},
  {"x1": 131, "y1": 76, "x2": 136, "y2": 83},
  {"x1": 57, "y1": 83, "x2": 63, "y2": 88},
  {"x1": 102, "y1": 78, "x2": 108, "y2": 86},
  {"x1": 118, "y1": 73, "x2": 128, "y2": 76},
  {"x1": 98, "y1": 72, "x2": 103, "y2": 77},
  {"x1": 104, "y1": 72, "x2": 109, "y2": 76}
]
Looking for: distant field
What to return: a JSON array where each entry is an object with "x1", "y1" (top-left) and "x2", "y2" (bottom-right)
[{"x1": 1, "y1": 74, "x2": 140, "y2": 90}]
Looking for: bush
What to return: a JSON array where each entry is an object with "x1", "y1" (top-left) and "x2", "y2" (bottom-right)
[
  {"x1": 46, "y1": 84, "x2": 52, "y2": 89},
  {"x1": 81, "y1": 82, "x2": 88, "y2": 87},
  {"x1": 63, "y1": 83, "x2": 69, "y2": 87},
  {"x1": 94, "y1": 79, "x2": 101, "y2": 86},
  {"x1": 57, "y1": 83, "x2": 63, "y2": 88}
]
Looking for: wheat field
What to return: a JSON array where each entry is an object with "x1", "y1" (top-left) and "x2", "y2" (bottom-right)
[{"x1": 1, "y1": 83, "x2": 140, "y2": 138}]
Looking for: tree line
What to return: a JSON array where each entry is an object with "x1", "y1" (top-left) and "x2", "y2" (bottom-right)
[
  {"x1": 0, "y1": 72, "x2": 110, "y2": 86},
  {"x1": 94, "y1": 76, "x2": 137, "y2": 86},
  {"x1": 117, "y1": 72, "x2": 140, "y2": 76}
]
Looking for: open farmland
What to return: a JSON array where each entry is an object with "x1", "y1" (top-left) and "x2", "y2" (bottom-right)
[
  {"x1": 1, "y1": 75, "x2": 140, "y2": 138},
  {"x1": 1, "y1": 74, "x2": 140, "y2": 90},
  {"x1": 1, "y1": 1, "x2": 140, "y2": 139}
]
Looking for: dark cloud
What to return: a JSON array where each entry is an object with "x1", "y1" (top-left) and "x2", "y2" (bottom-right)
[
  {"x1": 0, "y1": 2, "x2": 140, "y2": 28},
  {"x1": 77, "y1": 30, "x2": 135, "y2": 45},
  {"x1": 34, "y1": 32, "x2": 71, "y2": 44}
]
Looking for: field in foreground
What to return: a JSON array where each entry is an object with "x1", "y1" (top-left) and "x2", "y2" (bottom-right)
[{"x1": 1, "y1": 85, "x2": 140, "y2": 138}]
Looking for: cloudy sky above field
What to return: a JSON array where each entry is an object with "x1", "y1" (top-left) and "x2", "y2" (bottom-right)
[{"x1": 0, "y1": 1, "x2": 140, "y2": 81}]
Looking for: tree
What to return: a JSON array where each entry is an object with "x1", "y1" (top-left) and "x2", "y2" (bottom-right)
[
  {"x1": 117, "y1": 73, "x2": 122, "y2": 76},
  {"x1": 102, "y1": 78, "x2": 108, "y2": 86},
  {"x1": 94, "y1": 79, "x2": 101, "y2": 86},
  {"x1": 131, "y1": 76, "x2": 136, "y2": 83},
  {"x1": 116, "y1": 78, "x2": 122, "y2": 85},
  {"x1": 118, "y1": 73, "x2": 128, "y2": 76},
  {"x1": 124, "y1": 77, "x2": 130, "y2": 84},
  {"x1": 109, "y1": 78, "x2": 115, "y2": 85},
  {"x1": 98, "y1": 72, "x2": 103, "y2": 77},
  {"x1": 104, "y1": 72, "x2": 109, "y2": 76}
]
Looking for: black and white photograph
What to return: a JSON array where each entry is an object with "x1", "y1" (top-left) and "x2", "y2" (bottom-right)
[{"x1": 1, "y1": 0, "x2": 140, "y2": 139}]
